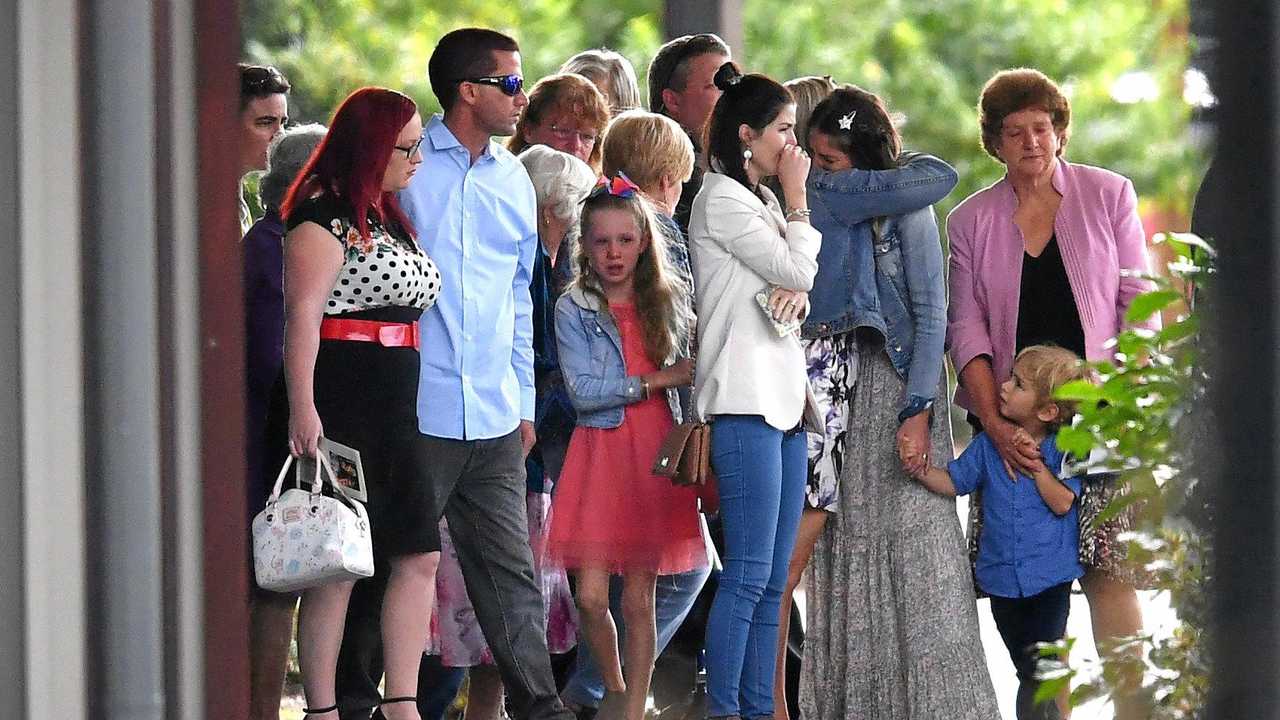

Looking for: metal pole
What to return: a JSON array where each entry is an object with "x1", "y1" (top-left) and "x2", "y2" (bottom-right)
[
  {"x1": 663, "y1": 0, "x2": 745, "y2": 61},
  {"x1": 0, "y1": 0, "x2": 26, "y2": 713},
  {"x1": 82, "y1": 0, "x2": 166, "y2": 717},
  {"x1": 1208, "y1": 0, "x2": 1280, "y2": 717}
]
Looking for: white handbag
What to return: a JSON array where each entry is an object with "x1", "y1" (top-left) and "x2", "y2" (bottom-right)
[{"x1": 252, "y1": 452, "x2": 374, "y2": 593}]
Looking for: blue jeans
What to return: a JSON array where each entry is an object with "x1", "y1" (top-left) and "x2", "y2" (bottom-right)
[
  {"x1": 560, "y1": 561, "x2": 713, "y2": 707},
  {"x1": 704, "y1": 415, "x2": 807, "y2": 719}
]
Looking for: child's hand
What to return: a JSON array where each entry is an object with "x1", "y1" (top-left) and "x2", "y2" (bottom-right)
[{"x1": 653, "y1": 358, "x2": 695, "y2": 390}]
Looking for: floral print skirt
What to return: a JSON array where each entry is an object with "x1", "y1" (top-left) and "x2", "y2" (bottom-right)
[
  {"x1": 803, "y1": 332, "x2": 859, "y2": 512},
  {"x1": 425, "y1": 490, "x2": 578, "y2": 666}
]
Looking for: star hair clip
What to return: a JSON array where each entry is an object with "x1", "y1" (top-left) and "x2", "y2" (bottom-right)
[{"x1": 837, "y1": 110, "x2": 857, "y2": 131}]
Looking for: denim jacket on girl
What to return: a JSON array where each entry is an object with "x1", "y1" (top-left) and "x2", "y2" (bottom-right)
[
  {"x1": 802, "y1": 153, "x2": 958, "y2": 420},
  {"x1": 554, "y1": 286, "x2": 687, "y2": 429}
]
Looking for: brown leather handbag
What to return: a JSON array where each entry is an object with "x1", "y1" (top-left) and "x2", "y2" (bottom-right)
[{"x1": 653, "y1": 421, "x2": 719, "y2": 514}]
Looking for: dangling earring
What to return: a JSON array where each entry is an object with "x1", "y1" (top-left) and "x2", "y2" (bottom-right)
[{"x1": 743, "y1": 147, "x2": 753, "y2": 161}]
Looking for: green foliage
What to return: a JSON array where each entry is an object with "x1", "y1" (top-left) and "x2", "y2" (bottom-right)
[
  {"x1": 742, "y1": 0, "x2": 1201, "y2": 221},
  {"x1": 243, "y1": 0, "x2": 1202, "y2": 222},
  {"x1": 1036, "y1": 232, "x2": 1213, "y2": 718},
  {"x1": 242, "y1": 0, "x2": 663, "y2": 122}
]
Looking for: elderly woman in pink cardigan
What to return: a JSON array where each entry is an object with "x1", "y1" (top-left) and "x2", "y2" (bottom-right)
[{"x1": 946, "y1": 68, "x2": 1157, "y2": 720}]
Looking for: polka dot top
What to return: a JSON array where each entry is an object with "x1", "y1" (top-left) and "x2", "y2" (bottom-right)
[{"x1": 287, "y1": 194, "x2": 441, "y2": 315}]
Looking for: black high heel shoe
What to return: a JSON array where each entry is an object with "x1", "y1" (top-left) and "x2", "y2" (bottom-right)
[{"x1": 302, "y1": 703, "x2": 338, "y2": 716}]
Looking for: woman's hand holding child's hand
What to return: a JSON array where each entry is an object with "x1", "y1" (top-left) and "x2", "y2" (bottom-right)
[
  {"x1": 896, "y1": 412, "x2": 932, "y2": 479},
  {"x1": 898, "y1": 433, "x2": 928, "y2": 480},
  {"x1": 988, "y1": 418, "x2": 1042, "y2": 479}
]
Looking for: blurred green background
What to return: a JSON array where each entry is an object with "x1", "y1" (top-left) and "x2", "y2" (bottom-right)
[{"x1": 243, "y1": 0, "x2": 1206, "y2": 236}]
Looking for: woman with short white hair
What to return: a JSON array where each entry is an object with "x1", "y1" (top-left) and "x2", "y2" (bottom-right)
[{"x1": 424, "y1": 144, "x2": 595, "y2": 720}]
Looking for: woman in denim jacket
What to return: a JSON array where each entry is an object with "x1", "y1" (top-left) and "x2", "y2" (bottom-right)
[{"x1": 795, "y1": 86, "x2": 999, "y2": 720}]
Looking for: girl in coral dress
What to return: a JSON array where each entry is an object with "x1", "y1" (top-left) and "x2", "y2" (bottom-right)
[{"x1": 548, "y1": 175, "x2": 707, "y2": 720}]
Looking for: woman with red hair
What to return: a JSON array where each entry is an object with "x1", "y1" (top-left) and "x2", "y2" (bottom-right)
[{"x1": 272, "y1": 87, "x2": 441, "y2": 720}]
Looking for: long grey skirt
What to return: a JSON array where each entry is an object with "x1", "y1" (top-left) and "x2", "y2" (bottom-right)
[{"x1": 799, "y1": 349, "x2": 999, "y2": 719}]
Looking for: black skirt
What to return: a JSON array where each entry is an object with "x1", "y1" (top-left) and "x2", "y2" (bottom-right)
[{"x1": 260, "y1": 305, "x2": 436, "y2": 557}]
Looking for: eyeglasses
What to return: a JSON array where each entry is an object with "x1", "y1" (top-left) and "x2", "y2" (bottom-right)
[
  {"x1": 460, "y1": 74, "x2": 524, "y2": 97},
  {"x1": 548, "y1": 123, "x2": 598, "y2": 148},
  {"x1": 393, "y1": 136, "x2": 424, "y2": 159}
]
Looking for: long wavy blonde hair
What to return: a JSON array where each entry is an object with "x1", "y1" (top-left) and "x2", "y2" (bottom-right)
[{"x1": 572, "y1": 191, "x2": 689, "y2": 365}]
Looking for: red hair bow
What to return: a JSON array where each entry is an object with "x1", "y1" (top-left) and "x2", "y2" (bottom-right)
[{"x1": 588, "y1": 173, "x2": 640, "y2": 200}]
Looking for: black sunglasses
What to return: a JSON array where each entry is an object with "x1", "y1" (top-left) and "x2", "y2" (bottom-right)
[{"x1": 461, "y1": 74, "x2": 524, "y2": 97}]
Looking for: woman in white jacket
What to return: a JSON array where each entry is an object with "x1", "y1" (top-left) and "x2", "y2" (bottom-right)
[{"x1": 689, "y1": 61, "x2": 821, "y2": 720}]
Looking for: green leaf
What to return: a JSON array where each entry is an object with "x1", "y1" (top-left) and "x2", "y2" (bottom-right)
[
  {"x1": 1154, "y1": 231, "x2": 1217, "y2": 258},
  {"x1": 1125, "y1": 290, "x2": 1183, "y2": 324},
  {"x1": 1157, "y1": 316, "x2": 1199, "y2": 345},
  {"x1": 1055, "y1": 424, "x2": 1095, "y2": 458},
  {"x1": 1055, "y1": 379, "x2": 1104, "y2": 402},
  {"x1": 1034, "y1": 673, "x2": 1071, "y2": 704}
]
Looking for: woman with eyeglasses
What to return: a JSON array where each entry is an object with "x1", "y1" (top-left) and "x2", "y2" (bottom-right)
[
  {"x1": 270, "y1": 87, "x2": 440, "y2": 720},
  {"x1": 507, "y1": 73, "x2": 610, "y2": 172}
]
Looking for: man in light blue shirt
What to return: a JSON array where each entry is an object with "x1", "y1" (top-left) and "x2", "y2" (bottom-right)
[{"x1": 334, "y1": 28, "x2": 573, "y2": 720}]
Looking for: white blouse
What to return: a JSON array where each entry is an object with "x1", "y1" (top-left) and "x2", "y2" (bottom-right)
[{"x1": 688, "y1": 172, "x2": 822, "y2": 431}]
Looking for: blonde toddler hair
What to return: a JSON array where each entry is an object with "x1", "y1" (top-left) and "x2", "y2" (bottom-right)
[{"x1": 1013, "y1": 344, "x2": 1092, "y2": 426}]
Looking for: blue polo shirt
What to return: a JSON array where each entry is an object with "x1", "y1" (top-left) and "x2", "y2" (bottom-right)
[
  {"x1": 400, "y1": 115, "x2": 538, "y2": 440},
  {"x1": 949, "y1": 432, "x2": 1084, "y2": 598}
]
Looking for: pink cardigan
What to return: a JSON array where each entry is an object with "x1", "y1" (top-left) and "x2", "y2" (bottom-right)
[{"x1": 946, "y1": 160, "x2": 1159, "y2": 412}]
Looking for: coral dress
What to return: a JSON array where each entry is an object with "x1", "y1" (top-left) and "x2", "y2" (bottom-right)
[{"x1": 547, "y1": 304, "x2": 706, "y2": 575}]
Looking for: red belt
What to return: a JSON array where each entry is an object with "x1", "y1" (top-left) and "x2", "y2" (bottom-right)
[{"x1": 319, "y1": 318, "x2": 420, "y2": 350}]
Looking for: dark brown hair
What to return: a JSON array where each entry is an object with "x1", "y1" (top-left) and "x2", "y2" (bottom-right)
[
  {"x1": 705, "y1": 62, "x2": 793, "y2": 192},
  {"x1": 238, "y1": 63, "x2": 290, "y2": 110},
  {"x1": 807, "y1": 84, "x2": 901, "y2": 171},
  {"x1": 978, "y1": 68, "x2": 1071, "y2": 160},
  {"x1": 428, "y1": 28, "x2": 520, "y2": 112}
]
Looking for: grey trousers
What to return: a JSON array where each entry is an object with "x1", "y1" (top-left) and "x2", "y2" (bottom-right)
[{"x1": 336, "y1": 429, "x2": 572, "y2": 720}]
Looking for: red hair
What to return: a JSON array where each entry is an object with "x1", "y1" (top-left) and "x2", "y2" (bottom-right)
[{"x1": 281, "y1": 87, "x2": 418, "y2": 240}]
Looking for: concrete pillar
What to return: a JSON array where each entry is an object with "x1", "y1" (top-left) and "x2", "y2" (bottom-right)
[{"x1": 664, "y1": 0, "x2": 745, "y2": 62}]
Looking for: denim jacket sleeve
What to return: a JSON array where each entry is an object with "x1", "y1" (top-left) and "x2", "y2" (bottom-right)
[
  {"x1": 554, "y1": 296, "x2": 645, "y2": 415},
  {"x1": 808, "y1": 153, "x2": 958, "y2": 228},
  {"x1": 897, "y1": 208, "x2": 948, "y2": 413}
]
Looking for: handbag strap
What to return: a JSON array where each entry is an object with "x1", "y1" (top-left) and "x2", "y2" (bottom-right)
[
  {"x1": 266, "y1": 454, "x2": 296, "y2": 504},
  {"x1": 314, "y1": 452, "x2": 358, "y2": 503},
  {"x1": 266, "y1": 451, "x2": 357, "y2": 505}
]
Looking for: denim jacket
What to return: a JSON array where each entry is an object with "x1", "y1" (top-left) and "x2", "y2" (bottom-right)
[
  {"x1": 554, "y1": 287, "x2": 686, "y2": 429},
  {"x1": 803, "y1": 153, "x2": 957, "y2": 418}
]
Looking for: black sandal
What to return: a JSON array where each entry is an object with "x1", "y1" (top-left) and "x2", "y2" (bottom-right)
[
  {"x1": 303, "y1": 704, "x2": 338, "y2": 716},
  {"x1": 381, "y1": 696, "x2": 417, "y2": 706}
]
